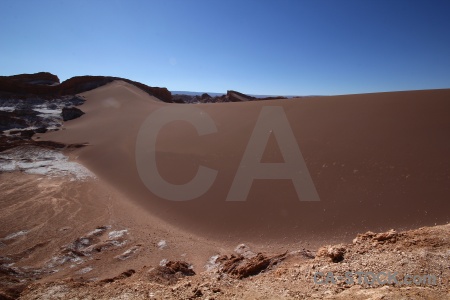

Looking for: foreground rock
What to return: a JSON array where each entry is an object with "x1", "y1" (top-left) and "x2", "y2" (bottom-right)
[
  {"x1": 145, "y1": 261, "x2": 195, "y2": 285},
  {"x1": 17, "y1": 224, "x2": 450, "y2": 299},
  {"x1": 215, "y1": 251, "x2": 287, "y2": 279},
  {"x1": 0, "y1": 225, "x2": 130, "y2": 299}
]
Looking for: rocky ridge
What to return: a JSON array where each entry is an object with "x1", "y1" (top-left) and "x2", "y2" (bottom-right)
[{"x1": 172, "y1": 90, "x2": 288, "y2": 104}]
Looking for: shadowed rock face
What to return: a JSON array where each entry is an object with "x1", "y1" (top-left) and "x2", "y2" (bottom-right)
[
  {"x1": 6, "y1": 72, "x2": 60, "y2": 86},
  {"x1": 227, "y1": 90, "x2": 255, "y2": 102},
  {"x1": 0, "y1": 111, "x2": 29, "y2": 131},
  {"x1": 226, "y1": 90, "x2": 288, "y2": 102},
  {"x1": 62, "y1": 107, "x2": 84, "y2": 121}
]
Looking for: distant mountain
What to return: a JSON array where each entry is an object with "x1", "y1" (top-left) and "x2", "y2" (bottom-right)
[
  {"x1": 171, "y1": 90, "x2": 301, "y2": 98},
  {"x1": 171, "y1": 91, "x2": 225, "y2": 97}
]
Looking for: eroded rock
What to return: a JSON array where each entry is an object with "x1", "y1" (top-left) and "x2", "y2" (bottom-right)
[
  {"x1": 216, "y1": 252, "x2": 287, "y2": 279},
  {"x1": 317, "y1": 244, "x2": 346, "y2": 263},
  {"x1": 146, "y1": 261, "x2": 195, "y2": 285}
]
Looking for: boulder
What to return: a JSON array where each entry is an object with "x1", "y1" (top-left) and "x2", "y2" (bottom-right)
[{"x1": 62, "y1": 107, "x2": 84, "y2": 121}]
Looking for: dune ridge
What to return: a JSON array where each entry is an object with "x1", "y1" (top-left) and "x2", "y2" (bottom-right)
[{"x1": 38, "y1": 80, "x2": 450, "y2": 245}]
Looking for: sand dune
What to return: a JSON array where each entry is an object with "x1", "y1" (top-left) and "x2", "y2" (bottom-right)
[{"x1": 38, "y1": 81, "x2": 450, "y2": 245}]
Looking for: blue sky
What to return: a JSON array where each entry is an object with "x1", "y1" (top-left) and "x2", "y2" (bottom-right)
[{"x1": 1, "y1": 0, "x2": 450, "y2": 95}]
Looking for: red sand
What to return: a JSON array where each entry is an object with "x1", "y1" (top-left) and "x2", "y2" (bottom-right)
[{"x1": 38, "y1": 81, "x2": 450, "y2": 245}]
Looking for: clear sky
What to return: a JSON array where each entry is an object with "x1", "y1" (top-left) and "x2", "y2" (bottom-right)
[{"x1": 1, "y1": 0, "x2": 450, "y2": 95}]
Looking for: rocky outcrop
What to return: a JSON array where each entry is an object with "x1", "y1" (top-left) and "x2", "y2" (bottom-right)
[
  {"x1": 0, "y1": 95, "x2": 88, "y2": 152},
  {"x1": 0, "y1": 73, "x2": 173, "y2": 103},
  {"x1": 146, "y1": 261, "x2": 195, "y2": 285},
  {"x1": 62, "y1": 107, "x2": 84, "y2": 121},
  {"x1": 316, "y1": 244, "x2": 346, "y2": 263},
  {"x1": 352, "y1": 229, "x2": 399, "y2": 244},
  {"x1": 226, "y1": 90, "x2": 255, "y2": 102},
  {"x1": 6, "y1": 72, "x2": 60, "y2": 86},
  {"x1": 201, "y1": 93, "x2": 212, "y2": 100},
  {"x1": 226, "y1": 90, "x2": 288, "y2": 102},
  {"x1": 172, "y1": 90, "x2": 288, "y2": 103},
  {"x1": 1, "y1": 72, "x2": 291, "y2": 105},
  {"x1": 216, "y1": 252, "x2": 287, "y2": 279},
  {"x1": 171, "y1": 95, "x2": 187, "y2": 103},
  {"x1": 206, "y1": 244, "x2": 288, "y2": 279},
  {"x1": 0, "y1": 111, "x2": 28, "y2": 131}
]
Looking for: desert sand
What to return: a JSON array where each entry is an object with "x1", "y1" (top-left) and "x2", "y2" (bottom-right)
[
  {"x1": 1, "y1": 80, "x2": 449, "y2": 299},
  {"x1": 38, "y1": 81, "x2": 450, "y2": 243}
]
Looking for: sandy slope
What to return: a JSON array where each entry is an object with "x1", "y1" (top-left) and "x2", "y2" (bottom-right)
[
  {"x1": 38, "y1": 81, "x2": 450, "y2": 245},
  {"x1": 2, "y1": 171, "x2": 448, "y2": 299},
  {"x1": 2, "y1": 81, "x2": 449, "y2": 299},
  {"x1": 0, "y1": 171, "x2": 230, "y2": 299}
]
